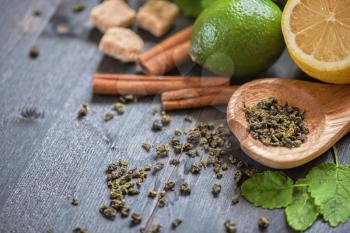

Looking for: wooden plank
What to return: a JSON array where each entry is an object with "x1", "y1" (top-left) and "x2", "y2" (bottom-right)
[
  {"x1": 0, "y1": 0, "x2": 350, "y2": 233},
  {"x1": 0, "y1": 0, "x2": 62, "y2": 61},
  {"x1": 0, "y1": 0, "x2": 64, "y2": 211},
  {"x1": 0, "y1": 0, "x2": 100, "y2": 212},
  {"x1": 0, "y1": 0, "x2": 194, "y2": 231}
]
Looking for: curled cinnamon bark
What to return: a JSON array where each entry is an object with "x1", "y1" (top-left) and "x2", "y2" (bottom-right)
[
  {"x1": 161, "y1": 86, "x2": 238, "y2": 110},
  {"x1": 138, "y1": 26, "x2": 192, "y2": 75},
  {"x1": 93, "y1": 74, "x2": 230, "y2": 95}
]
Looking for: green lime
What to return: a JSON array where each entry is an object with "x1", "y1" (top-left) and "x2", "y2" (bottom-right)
[{"x1": 190, "y1": 0, "x2": 284, "y2": 77}]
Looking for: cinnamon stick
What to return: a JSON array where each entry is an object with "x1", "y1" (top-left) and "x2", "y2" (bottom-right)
[
  {"x1": 139, "y1": 40, "x2": 191, "y2": 75},
  {"x1": 93, "y1": 74, "x2": 230, "y2": 95},
  {"x1": 161, "y1": 86, "x2": 239, "y2": 110},
  {"x1": 94, "y1": 73, "x2": 229, "y2": 82},
  {"x1": 162, "y1": 95, "x2": 233, "y2": 110},
  {"x1": 138, "y1": 26, "x2": 192, "y2": 63},
  {"x1": 161, "y1": 86, "x2": 239, "y2": 101}
]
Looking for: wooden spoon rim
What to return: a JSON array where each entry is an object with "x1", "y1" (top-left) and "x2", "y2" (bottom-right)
[{"x1": 226, "y1": 78, "x2": 350, "y2": 169}]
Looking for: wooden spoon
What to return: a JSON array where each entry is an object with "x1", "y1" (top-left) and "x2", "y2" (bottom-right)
[{"x1": 227, "y1": 78, "x2": 350, "y2": 169}]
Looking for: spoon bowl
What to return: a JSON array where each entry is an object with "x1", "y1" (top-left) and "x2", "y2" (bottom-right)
[{"x1": 227, "y1": 78, "x2": 350, "y2": 169}]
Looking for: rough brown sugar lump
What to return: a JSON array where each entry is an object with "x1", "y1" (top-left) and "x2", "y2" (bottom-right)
[
  {"x1": 136, "y1": 0, "x2": 179, "y2": 37},
  {"x1": 99, "y1": 27, "x2": 144, "y2": 62},
  {"x1": 90, "y1": 0, "x2": 135, "y2": 33}
]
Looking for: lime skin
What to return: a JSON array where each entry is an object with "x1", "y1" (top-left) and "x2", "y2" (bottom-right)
[{"x1": 190, "y1": 0, "x2": 285, "y2": 77}]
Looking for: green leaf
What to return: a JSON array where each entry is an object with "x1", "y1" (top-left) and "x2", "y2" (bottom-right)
[
  {"x1": 306, "y1": 163, "x2": 350, "y2": 227},
  {"x1": 173, "y1": 0, "x2": 203, "y2": 17},
  {"x1": 285, "y1": 179, "x2": 319, "y2": 231},
  {"x1": 241, "y1": 171, "x2": 294, "y2": 209}
]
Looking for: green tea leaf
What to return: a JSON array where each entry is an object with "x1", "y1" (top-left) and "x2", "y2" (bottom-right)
[
  {"x1": 285, "y1": 179, "x2": 319, "y2": 231},
  {"x1": 306, "y1": 163, "x2": 350, "y2": 227},
  {"x1": 241, "y1": 171, "x2": 294, "y2": 209}
]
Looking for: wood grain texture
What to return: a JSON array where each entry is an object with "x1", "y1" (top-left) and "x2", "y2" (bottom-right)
[
  {"x1": 0, "y1": 1, "x2": 349, "y2": 233},
  {"x1": 227, "y1": 79, "x2": 350, "y2": 168}
]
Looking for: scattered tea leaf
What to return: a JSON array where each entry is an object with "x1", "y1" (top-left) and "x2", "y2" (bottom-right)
[
  {"x1": 184, "y1": 115, "x2": 193, "y2": 122},
  {"x1": 72, "y1": 228, "x2": 87, "y2": 233},
  {"x1": 158, "y1": 197, "x2": 166, "y2": 207},
  {"x1": 148, "y1": 190, "x2": 157, "y2": 198},
  {"x1": 224, "y1": 220, "x2": 236, "y2": 233},
  {"x1": 143, "y1": 163, "x2": 152, "y2": 171},
  {"x1": 159, "y1": 191, "x2": 166, "y2": 198},
  {"x1": 148, "y1": 224, "x2": 162, "y2": 233},
  {"x1": 164, "y1": 181, "x2": 175, "y2": 191},
  {"x1": 190, "y1": 161, "x2": 202, "y2": 174},
  {"x1": 161, "y1": 112, "x2": 171, "y2": 126},
  {"x1": 234, "y1": 170, "x2": 242, "y2": 184},
  {"x1": 121, "y1": 207, "x2": 130, "y2": 217},
  {"x1": 152, "y1": 120, "x2": 163, "y2": 131},
  {"x1": 169, "y1": 158, "x2": 180, "y2": 166},
  {"x1": 180, "y1": 182, "x2": 191, "y2": 196},
  {"x1": 72, "y1": 2, "x2": 85, "y2": 12},
  {"x1": 174, "y1": 128, "x2": 183, "y2": 136},
  {"x1": 131, "y1": 212, "x2": 142, "y2": 224},
  {"x1": 113, "y1": 102, "x2": 125, "y2": 114},
  {"x1": 212, "y1": 184, "x2": 221, "y2": 197},
  {"x1": 77, "y1": 104, "x2": 88, "y2": 118},
  {"x1": 231, "y1": 194, "x2": 239, "y2": 205},
  {"x1": 171, "y1": 218, "x2": 182, "y2": 229},
  {"x1": 124, "y1": 94, "x2": 137, "y2": 103},
  {"x1": 104, "y1": 112, "x2": 114, "y2": 122},
  {"x1": 33, "y1": 10, "x2": 42, "y2": 16},
  {"x1": 99, "y1": 205, "x2": 117, "y2": 220},
  {"x1": 29, "y1": 45, "x2": 39, "y2": 58},
  {"x1": 258, "y1": 216, "x2": 269, "y2": 229},
  {"x1": 71, "y1": 197, "x2": 79, "y2": 206},
  {"x1": 156, "y1": 144, "x2": 169, "y2": 158},
  {"x1": 153, "y1": 162, "x2": 164, "y2": 174},
  {"x1": 142, "y1": 142, "x2": 152, "y2": 152}
]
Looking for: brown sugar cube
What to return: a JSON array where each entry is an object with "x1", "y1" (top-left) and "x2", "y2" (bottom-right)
[
  {"x1": 90, "y1": 0, "x2": 136, "y2": 32},
  {"x1": 99, "y1": 27, "x2": 144, "y2": 62},
  {"x1": 136, "y1": 0, "x2": 179, "y2": 37}
]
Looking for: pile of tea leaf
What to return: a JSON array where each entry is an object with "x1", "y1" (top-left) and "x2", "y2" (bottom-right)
[
  {"x1": 97, "y1": 119, "x2": 260, "y2": 232},
  {"x1": 76, "y1": 102, "x2": 269, "y2": 232},
  {"x1": 243, "y1": 97, "x2": 309, "y2": 148}
]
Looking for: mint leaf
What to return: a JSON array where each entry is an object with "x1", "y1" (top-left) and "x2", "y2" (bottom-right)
[
  {"x1": 173, "y1": 0, "x2": 203, "y2": 17},
  {"x1": 241, "y1": 171, "x2": 294, "y2": 209},
  {"x1": 285, "y1": 179, "x2": 319, "y2": 231},
  {"x1": 306, "y1": 163, "x2": 350, "y2": 227}
]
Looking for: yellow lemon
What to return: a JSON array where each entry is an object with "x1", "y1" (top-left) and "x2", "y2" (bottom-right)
[{"x1": 282, "y1": 0, "x2": 350, "y2": 84}]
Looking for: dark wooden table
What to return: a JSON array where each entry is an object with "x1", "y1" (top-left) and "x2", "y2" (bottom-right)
[{"x1": 0, "y1": 1, "x2": 349, "y2": 232}]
